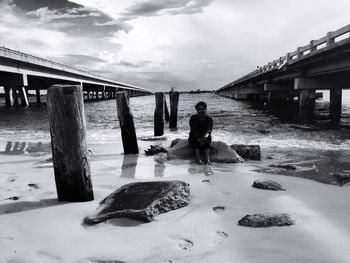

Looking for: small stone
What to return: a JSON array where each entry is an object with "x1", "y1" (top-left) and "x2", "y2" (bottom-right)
[
  {"x1": 238, "y1": 213, "x2": 294, "y2": 227},
  {"x1": 269, "y1": 164, "x2": 296, "y2": 170},
  {"x1": 144, "y1": 145, "x2": 167, "y2": 156},
  {"x1": 257, "y1": 129, "x2": 270, "y2": 134},
  {"x1": 330, "y1": 172, "x2": 350, "y2": 186},
  {"x1": 230, "y1": 144, "x2": 261, "y2": 160},
  {"x1": 201, "y1": 179, "x2": 210, "y2": 183},
  {"x1": 84, "y1": 181, "x2": 190, "y2": 224},
  {"x1": 5, "y1": 196, "x2": 20, "y2": 201},
  {"x1": 252, "y1": 179, "x2": 285, "y2": 191}
]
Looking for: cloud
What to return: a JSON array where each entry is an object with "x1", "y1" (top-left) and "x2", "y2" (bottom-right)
[
  {"x1": 10, "y1": 0, "x2": 132, "y2": 37},
  {"x1": 26, "y1": 6, "x2": 101, "y2": 23},
  {"x1": 120, "y1": 0, "x2": 215, "y2": 20},
  {"x1": 117, "y1": 60, "x2": 154, "y2": 68}
]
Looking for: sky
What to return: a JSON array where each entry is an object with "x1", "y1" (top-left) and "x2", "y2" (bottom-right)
[{"x1": 0, "y1": 0, "x2": 349, "y2": 92}]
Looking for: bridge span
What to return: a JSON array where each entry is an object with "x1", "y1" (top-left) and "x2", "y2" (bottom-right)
[
  {"x1": 0, "y1": 46, "x2": 153, "y2": 107},
  {"x1": 216, "y1": 24, "x2": 350, "y2": 123}
]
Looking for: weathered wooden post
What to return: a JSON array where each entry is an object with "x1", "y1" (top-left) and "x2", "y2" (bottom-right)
[
  {"x1": 164, "y1": 96, "x2": 170, "y2": 122},
  {"x1": 46, "y1": 85, "x2": 94, "y2": 202},
  {"x1": 154, "y1": 92, "x2": 164, "y2": 136},
  {"x1": 116, "y1": 91, "x2": 139, "y2": 154},
  {"x1": 169, "y1": 91, "x2": 180, "y2": 130}
]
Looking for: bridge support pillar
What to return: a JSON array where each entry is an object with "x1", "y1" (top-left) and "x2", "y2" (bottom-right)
[
  {"x1": 86, "y1": 91, "x2": 91, "y2": 100},
  {"x1": 95, "y1": 91, "x2": 99, "y2": 100},
  {"x1": 251, "y1": 94, "x2": 265, "y2": 109},
  {"x1": 4, "y1": 86, "x2": 14, "y2": 107},
  {"x1": 36, "y1": 89, "x2": 41, "y2": 104},
  {"x1": 330, "y1": 88, "x2": 342, "y2": 123},
  {"x1": 18, "y1": 87, "x2": 29, "y2": 106},
  {"x1": 298, "y1": 89, "x2": 315, "y2": 121},
  {"x1": 102, "y1": 90, "x2": 106, "y2": 100}
]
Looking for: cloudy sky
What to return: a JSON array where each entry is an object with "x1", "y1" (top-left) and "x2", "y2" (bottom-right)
[{"x1": 0, "y1": 0, "x2": 349, "y2": 91}]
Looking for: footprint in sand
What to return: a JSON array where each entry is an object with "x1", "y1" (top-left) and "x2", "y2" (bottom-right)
[
  {"x1": 78, "y1": 258, "x2": 126, "y2": 263},
  {"x1": 6, "y1": 176, "x2": 17, "y2": 183},
  {"x1": 178, "y1": 239, "x2": 193, "y2": 250},
  {"x1": 27, "y1": 184, "x2": 39, "y2": 189},
  {"x1": 213, "y1": 206, "x2": 225, "y2": 214},
  {"x1": 37, "y1": 251, "x2": 61, "y2": 262},
  {"x1": 216, "y1": 231, "x2": 228, "y2": 238}
]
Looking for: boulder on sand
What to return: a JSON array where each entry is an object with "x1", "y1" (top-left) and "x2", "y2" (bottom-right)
[
  {"x1": 167, "y1": 139, "x2": 243, "y2": 163},
  {"x1": 84, "y1": 181, "x2": 190, "y2": 224},
  {"x1": 238, "y1": 213, "x2": 294, "y2": 227},
  {"x1": 230, "y1": 144, "x2": 261, "y2": 160}
]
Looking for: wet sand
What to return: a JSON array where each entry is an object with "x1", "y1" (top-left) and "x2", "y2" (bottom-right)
[{"x1": 1, "y1": 138, "x2": 350, "y2": 263}]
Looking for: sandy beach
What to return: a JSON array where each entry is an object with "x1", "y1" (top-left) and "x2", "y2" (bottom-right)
[{"x1": 1, "y1": 137, "x2": 350, "y2": 263}]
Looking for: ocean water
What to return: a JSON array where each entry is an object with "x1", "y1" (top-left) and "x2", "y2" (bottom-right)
[{"x1": 0, "y1": 92, "x2": 350, "y2": 151}]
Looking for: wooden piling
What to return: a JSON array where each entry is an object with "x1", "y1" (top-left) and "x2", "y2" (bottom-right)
[
  {"x1": 169, "y1": 91, "x2": 179, "y2": 130},
  {"x1": 116, "y1": 91, "x2": 139, "y2": 154},
  {"x1": 164, "y1": 96, "x2": 170, "y2": 122},
  {"x1": 46, "y1": 84, "x2": 94, "y2": 202},
  {"x1": 154, "y1": 92, "x2": 164, "y2": 136}
]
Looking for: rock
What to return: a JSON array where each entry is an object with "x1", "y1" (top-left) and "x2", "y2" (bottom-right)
[
  {"x1": 84, "y1": 181, "x2": 190, "y2": 224},
  {"x1": 168, "y1": 139, "x2": 243, "y2": 163},
  {"x1": 252, "y1": 179, "x2": 285, "y2": 191},
  {"x1": 230, "y1": 144, "x2": 261, "y2": 160},
  {"x1": 170, "y1": 138, "x2": 181, "y2": 147},
  {"x1": 269, "y1": 164, "x2": 296, "y2": 170},
  {"x1": 5, "y1": 196, "x2": 20, "y2": 201},
  {"x1": 257, "y1": 129, "x2": 270, "y2": 134},
  {"x1": 144, "y1": 145, "x2": 167, "y2": 156},
  {"x1": 238, "y1": 213, "x2": 294, "y2": 227},
  {"x1": 330, "y1": 172, "x2": 350, "y2": 186}
]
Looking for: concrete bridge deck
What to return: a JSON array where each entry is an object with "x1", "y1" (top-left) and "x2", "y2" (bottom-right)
[
  {"x1": 0, "y1": 46, "x2": 153, "y2": 107},
  {"x1": 216, "y1": 24, "x2": 350, "y2": 123}
]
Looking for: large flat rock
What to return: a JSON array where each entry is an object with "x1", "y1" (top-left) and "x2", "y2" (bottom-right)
[
  {"x1": 168, "y1": 139, "x2": 243, "y2": 163},
  {"x1": 84, "y1": 181, "x2": 190, "y2": 224},
  {"x1": 238, "y1": 213, "x2": 294, "y2": 227}
]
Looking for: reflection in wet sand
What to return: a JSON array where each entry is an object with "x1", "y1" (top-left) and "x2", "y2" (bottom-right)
[
  {"x1": 120, "y1": 154, "x2": 139, "y2": 178},
  {"x1": 188, "y1": 164, "x2": 213, "y2": 176},
  {"x1": 1, "y1": 141, "x2": 51, "y2": 156},
  {"x1": 154, "y1": 159, "x2": 166, "y2": 177}
]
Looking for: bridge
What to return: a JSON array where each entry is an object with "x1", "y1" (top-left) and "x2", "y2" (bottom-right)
[
  {"x1": 216, "y1": 24, "x2": 350, "y2": 123},
  {"x1": 0, "y1": 46, "x2": 153, "y2": 107}
]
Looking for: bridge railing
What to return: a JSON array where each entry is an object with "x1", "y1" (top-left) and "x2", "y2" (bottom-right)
[
  {"x1": 0, "y1": 46, "x2": 144, "y2": 90},
  {"x1": 229, "y1": 24, "x2": 350, "y2": 87}
]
